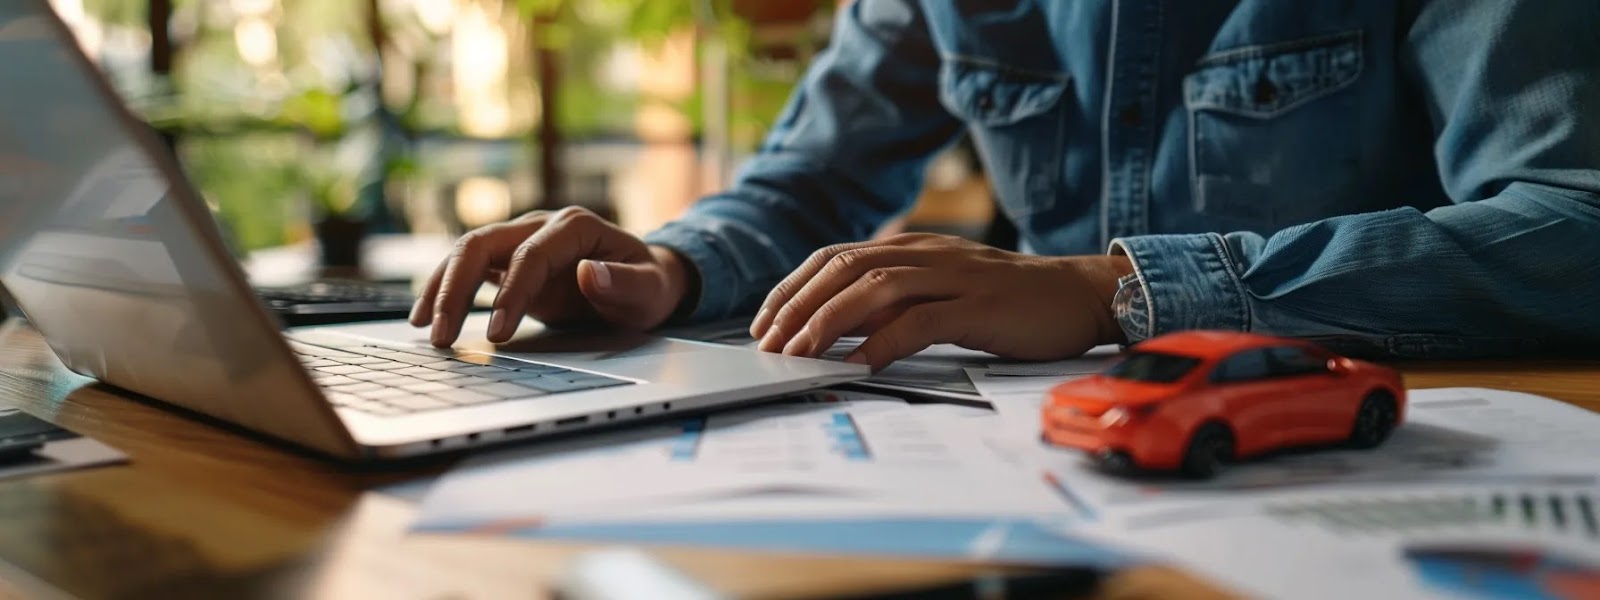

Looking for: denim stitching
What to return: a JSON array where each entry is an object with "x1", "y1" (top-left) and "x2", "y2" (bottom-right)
[
  {"x1": 1204, "y1": 233, "x2": 1251, "y2": 331},
  {"x1": 1186, "y1": 49, "x2": 1365, "y2": 120},
  {"x1": 939, "y1": 53, "x2": 1072, "y2": 82},
  {"x1": 1194, "y1": 30, "x2": 1364, "y2": 68}
]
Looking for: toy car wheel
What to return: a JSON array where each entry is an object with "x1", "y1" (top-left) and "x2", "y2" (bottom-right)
[
  {"x1": 1348, "y1": 391, "x2": 1398, "y2": 449},
  {"x1": 1181, "y1": 423, "x2": 1234, "y2": 479}
]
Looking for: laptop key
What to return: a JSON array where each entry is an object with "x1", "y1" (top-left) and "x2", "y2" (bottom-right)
[
  {"x1": 412, "y1": 370, "x2": 468, "y2": 382},
  {"x1": 301, "y1": 358, "x2": 339, "y2": 368},
  {"x1": 315, "y1": 365, "x2": 367, "y2": 376},
  {"x1": 356, "y1": 404, "x2": 405, "y2": 416},
  {"x1": 361, "y1": 361, "x2": 412, "y2": 371},
  {"x1": 389, "y1": 354, "x2": 448, "y2": 366},
  {"x1": 326, "y1": 392, "x2": 363, "y2": 406},
  {"x1": 448, "y1": 375, "x2": 499, "y2": 388},
  {"x1": 335, "y1": 355, "x2": 392, "y2": 366},
  {"x1": 327, "y1": 382, "x2": 386, "y2": 394},
  {"x1": 431, "y1": 388, "x2": 498, "y2": 405},
  {"x1": 454, "y1": 353, "x2": 569, "y2": 373},
  {"x1": 357, "y1": 388, "x2": 412, "y2": 400},
  {"x1": 495, "y1": 369, "x2": 568, "y2": 381},
  {"x1": 315, "y1": 375, "x2": 359, "y2": 387},
  {"x1": 384, "y1": 395, "x2": 451, "y2": 411},
  {"x1": 437, "y1": 364, "x2": 499, "y2": 376},
  {"x1": 289, "y1": 342, "x2": 340, "y2": 357},
  {"x1": 464, "y1": 382, "x2": 547, "y2": 399},
  {"x1": 397, "y1": 381, "x2": 455, "y2": 394},
  {"x1": 348, "y1": 371, "x2": 409, "y2": 383}
]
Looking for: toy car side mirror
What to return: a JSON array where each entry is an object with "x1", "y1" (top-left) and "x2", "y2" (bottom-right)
[{"x1": 1327, "y1": 359, "x2": 1351, "y2": 376}]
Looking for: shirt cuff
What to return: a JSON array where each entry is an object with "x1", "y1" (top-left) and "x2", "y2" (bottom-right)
[
  {"x1": 1108, "y1": 233, "x2": 1251, "y2": 337},
  {"x1": 643, "y1": 222, "x2": 741, "y2": 323}
]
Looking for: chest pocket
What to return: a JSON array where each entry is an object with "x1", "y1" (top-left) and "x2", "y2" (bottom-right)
[
  {"x1": 1185, "y1": 31, "x2": 1365, "y2": 232},
  {"x1": 938, "y1": 58, "x2": 1071, "y2": 219}
]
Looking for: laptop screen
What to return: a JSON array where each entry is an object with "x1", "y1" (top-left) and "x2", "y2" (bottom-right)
[{"x1": 0, "y1": 2, "x2": 290, "y2": 395}]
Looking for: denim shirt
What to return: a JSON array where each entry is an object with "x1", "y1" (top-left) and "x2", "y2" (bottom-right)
[{"x1": 644, "y1": 0, "x2": 1600, "y2": 359}]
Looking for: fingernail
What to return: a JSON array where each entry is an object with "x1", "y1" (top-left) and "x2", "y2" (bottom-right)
[
  {"x1": 587, "y1": 260, "x2": 612, "y2": 291},
  {"x1": 844, "y1": 352, "x2": 868, "y2": 365},
  {"x1": 782, "y1": 326, "x2": 811, "y2": 356},
  {"x1": 489, "y1": 310, "x2": 506, "y2": 335},
  {"x1": 750, "y1": 308, "x2": 769, "y2": 337}
]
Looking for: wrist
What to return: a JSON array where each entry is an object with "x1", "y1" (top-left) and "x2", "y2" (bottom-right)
[
  {"x1": 1056, "y1": 255, "x2": 1134, "y2": 346},
  {"x1": 649, "y1": 244, "x2": 697, "y2": 321}
]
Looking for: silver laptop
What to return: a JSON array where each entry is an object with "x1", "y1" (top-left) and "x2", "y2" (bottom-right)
[{"x1": 0, "y1": 2, "x2": 866, "y2": 460}]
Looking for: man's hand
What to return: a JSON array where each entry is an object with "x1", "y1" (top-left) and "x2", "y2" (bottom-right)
[
  {"x1": 410, "y1": 207, "x2": 690, "y2": 347},
  {"x1": 748, "y1": 234, "x2": 1133, "y2": 371}
]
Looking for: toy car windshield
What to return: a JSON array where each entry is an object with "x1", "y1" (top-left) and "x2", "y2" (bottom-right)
[{"x1": 1103, "y1": 351, "x2": 1200, "y2": 383}]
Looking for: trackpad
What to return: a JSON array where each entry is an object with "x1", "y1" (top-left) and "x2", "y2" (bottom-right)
[{"x1": 492, "y1": 326, "x2": 706, "y2": 364}]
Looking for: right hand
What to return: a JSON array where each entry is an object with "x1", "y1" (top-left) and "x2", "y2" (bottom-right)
[{"x1": 410, "y1": 207, "x2": 691, "y2": 347}]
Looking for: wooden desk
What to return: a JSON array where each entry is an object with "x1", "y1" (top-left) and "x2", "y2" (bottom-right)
[{"x1": 1, "y1": 322, "x2": 1597, "y2": 600}]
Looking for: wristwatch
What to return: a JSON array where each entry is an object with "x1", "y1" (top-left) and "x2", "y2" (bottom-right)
[{"x1": 1112, "y1": 271, "x2": 1152, "y2": 345}]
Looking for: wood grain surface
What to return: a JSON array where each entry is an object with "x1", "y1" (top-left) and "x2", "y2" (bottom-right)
[{"x1": 2, "y1": 322, "x2": 1596, "y2": 599}]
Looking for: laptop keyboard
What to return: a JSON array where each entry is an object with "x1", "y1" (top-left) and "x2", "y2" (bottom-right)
[{"x1": 287, "y1": 338, "x2": 633, "y2": 417}]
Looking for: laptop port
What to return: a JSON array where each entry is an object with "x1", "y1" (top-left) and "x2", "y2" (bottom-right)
[{"x1": 555, "y1": 416, "x2": 589, "y2": 428}]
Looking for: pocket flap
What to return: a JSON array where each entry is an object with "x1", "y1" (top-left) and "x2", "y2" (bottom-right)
[
  {"x1": 939, "y1": 58, "x2": 1070, "y2": 127},
  {"x1": 1184, "y1": 31, "x2": 1363, "y2": 119}
]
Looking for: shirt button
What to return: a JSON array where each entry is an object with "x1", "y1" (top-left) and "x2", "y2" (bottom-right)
[
  {"x1": 976, "y1": 93, "x2": 994, "y2": 112},
  {"x1": 1254, "y1": 79, "x2": 1278, "y2": 104},
  {"x1": 1118, "y1": 104, "x2": 1142, "y2": 126}
]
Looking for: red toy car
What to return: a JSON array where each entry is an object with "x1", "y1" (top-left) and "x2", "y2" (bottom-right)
[{"x1": 1041, "y1": 331, "x2": 1406, "y2": 478}]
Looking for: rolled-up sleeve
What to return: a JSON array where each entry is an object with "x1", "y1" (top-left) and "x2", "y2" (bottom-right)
[
  {"x1": 1110, "y1": 0, "x2": 1600, "y2": 358},
  {"x1": 643, "y1": 0, "x2": 962, "y2": 323}
]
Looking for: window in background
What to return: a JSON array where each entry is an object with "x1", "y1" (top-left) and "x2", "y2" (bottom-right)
[{"x1": 48, "y1": 1, "x2": 987, "y2": 273}]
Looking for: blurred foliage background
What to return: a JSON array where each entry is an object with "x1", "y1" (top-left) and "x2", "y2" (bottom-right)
[{"x1": 55, "y1": 0, "x2": 833, "y2": 255}]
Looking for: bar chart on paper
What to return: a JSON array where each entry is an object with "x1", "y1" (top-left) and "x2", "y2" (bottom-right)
[
  {"x1": 666, "y1": 403, "x2": 969, "y2": 473},
  {"x1": 1265, "y1": 489, "x2": 1600, "y2": 541}
]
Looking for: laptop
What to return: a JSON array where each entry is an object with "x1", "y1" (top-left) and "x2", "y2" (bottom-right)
[{"x1": 0, "y1": 2, "x2": 867, "y2": 460}]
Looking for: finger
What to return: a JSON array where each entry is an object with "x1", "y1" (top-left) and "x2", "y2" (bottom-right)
[
  {"x1": 576, "y1": 259, "x2": 667, "y2": 331},
  {"x1": 779, "y1": 267, "x2": 959, "y2": 358},
  {"x1": 846, "y1": 302, "x2": 910, "y2": 337},
  {"x1": 759, "y1": 246, "x2": 940, "y2": 353},
  {"x1": 430, "y1": 222, "x2": 532, "y2": 346},
  {"x1": 846, "y1": 300, "x2": 972, "y2": 372},
  {"x1": 749, "y1": 240, "x2": 877, "y2": 340},
  {"x1": 488, "y1": 208, "x2": 611, "y2": 342},
  {"x1": 408, "y1": 259, "x2": 448, "y2": 326}
]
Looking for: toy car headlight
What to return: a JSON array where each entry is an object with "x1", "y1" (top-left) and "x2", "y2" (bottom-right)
[
  {"x1": 1100, "y1": 404, "x2": 1156, "y2": 427},
  {"x1": 1100, "y1": 407, "x2": 1132, "y2": 427}
]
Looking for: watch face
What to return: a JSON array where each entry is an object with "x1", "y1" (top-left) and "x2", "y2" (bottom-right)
[{"x1": 1114, "y1": 273, "x2": 1150, "y2": 343}]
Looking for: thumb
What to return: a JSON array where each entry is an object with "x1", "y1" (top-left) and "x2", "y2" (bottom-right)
[{"x1": 577, "y1": 259, "x2": 671, "y2": 330}]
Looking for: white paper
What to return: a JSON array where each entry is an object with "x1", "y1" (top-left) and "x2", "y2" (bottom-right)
[
  {"x1": 964, "y1": 344, "x2": 1123, "y2": 418},
  {"x1": 1073, "y1": 484, "x2": 1600, "y2": 600},
  {"x1": 1003, "y1": 388, "x2": 1600, "y2": 599},
  {"x1": 415, "y1": 398, "x2": 1076, "y2": 530},
  {"x1": 0, "y1": 436, "x2": 125, "y2": 482}
]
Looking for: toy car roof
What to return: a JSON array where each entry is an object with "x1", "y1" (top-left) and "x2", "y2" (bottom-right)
[{"x1": 1131, "y1": 330, "x2": 1317, "y2": 359}]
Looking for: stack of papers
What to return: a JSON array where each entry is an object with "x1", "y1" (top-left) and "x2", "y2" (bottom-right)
[
  {"x1": 413, "y1": 391, "x2": 1124, "y2": 565},
  {"x1": 409, "y1": 335, "x2": 1600, "y2": 600},
  {"x1": 989, "y1": 387, "x2": 1600, "y2": 599}
]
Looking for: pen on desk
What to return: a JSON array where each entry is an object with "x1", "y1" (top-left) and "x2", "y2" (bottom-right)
[{"x1": 829, "y1": 567, "x2": 1104, "y2": 600}]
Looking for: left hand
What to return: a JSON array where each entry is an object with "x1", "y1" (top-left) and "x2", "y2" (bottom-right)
[{"x1": 749, "y1": 234, "x2": 1134, "y2": 371}]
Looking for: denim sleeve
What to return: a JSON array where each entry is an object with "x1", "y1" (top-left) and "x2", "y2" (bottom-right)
[
  {"x1": 643, "y1": 0, "x2": 961, "y2": 322},
  {"x1": 1112, "y1": 0, "x2": 1600, "y2": 359}
]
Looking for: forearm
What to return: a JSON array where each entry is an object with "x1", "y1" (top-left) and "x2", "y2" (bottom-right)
[
  {"x1": 1114, "y1": 182, "x2": 1600, "y2": 358},
  {"x1": 644, "y1": 0, "x2": 959, "y2": 323}
]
